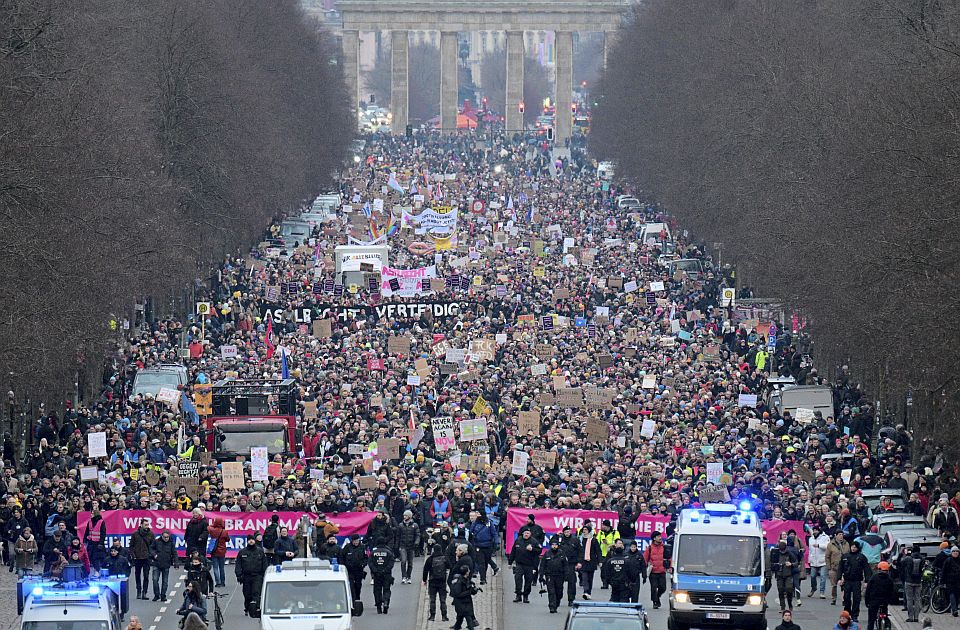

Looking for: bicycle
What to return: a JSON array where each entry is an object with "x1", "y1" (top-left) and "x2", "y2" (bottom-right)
[
  {"x1": 208, "y1": 591, "x2": 225, "y2": 630},
  {"x1": 877, "y1": 605, "x2": 891, "y2": 630},
  {"x1": 920, "y1": 569, "x2": 950, "y2": 614}
]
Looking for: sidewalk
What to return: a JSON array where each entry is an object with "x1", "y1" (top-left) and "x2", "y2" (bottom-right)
[
  {"x1": 0, "y1": 565, "x2": 21, "y2": 630},
  {"x1": 890, "y1": 603, "x2": 960, "y2": 630},
  {"x1": 416, "y1": 562, "x2": 503, "y2": 630}
]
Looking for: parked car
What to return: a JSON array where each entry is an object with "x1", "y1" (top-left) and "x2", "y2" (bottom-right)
[
  {"x1": 616, "y1": 195, "x2": 642, "y2": 210},
  {"x1": 861, "y1": 488, "x2": 907, "y2": 514},
  {"x1": 565, "y1": 602, "x2": 650, "y2": 630},
  {"x1": 886, "y1": 530, "x2": 944, "y2": 594}
]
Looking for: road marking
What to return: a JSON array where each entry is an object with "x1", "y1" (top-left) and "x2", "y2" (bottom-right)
[
  {"x1": 154, "y1": 616, "x2": 162, "y2": 622},
  {"x1": 159, "y1": 607, "x2": 167, "y2": 613},
  {"x1": 148, "y1": 626, "x2": 155, "y2": 630}
]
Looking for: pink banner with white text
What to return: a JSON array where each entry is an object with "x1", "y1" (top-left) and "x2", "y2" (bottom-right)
[{"x1": 78, "y1": 510, "x2": 376, "y2": 558}]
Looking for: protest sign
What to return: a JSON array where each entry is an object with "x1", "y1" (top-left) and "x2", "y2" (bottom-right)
[
  {"x1": 608, "y1": 277, "x2": 623, "y2": 289},
  {"x1": 222, "y1": 462, "x2": 245, "y2": 490},
  {"x1": 557, "y1": 387, "x2": 584, "y2": 407},
  {"x1": 537, "y1": 392, "x2": 555, "y2": 406},
  {"x1": 377, "y1": 438, "x2": 401, "y2": 460},
  {"x1": 518, "y1": 411, "x2": 541, "y2": 435},
  {"x1": 598, "y1": 354, "x2": 614, "y2": 370},
  {"x1": 432, "y1": 417, "x2": 456, "y2": 451},
  {"x1": 530, "y1": 363, "x2": 548, "y2": 376},
  {"x1": 535, "y1": 344, "x2": 554, "y2": 360},
  {"x1": 250, "y1": 447, "x2": 268, "y2": 481},
  {"x1": 358, "y1": 475, "x2": 378, "y2": 490},
  {"x1": 167, "y1": 476, "x2": 199, "y2": 500},
  {"x1": 738, "y1": 394, "x2": 758, "y2": 408},
  {"x1": 267, "y1": 462, "x2": 282, "y2": 478},
  {"x1": 640, "y1": 418, "x2": 656, "y2": 439},
  {"x1": 312, "y1": 319, "x2": 332, "y2": 338},
  {"x1": 699, "y1": 485, "x2": 730, "y2": 503},
  {"x1": 471, "y1": 395, "x2": 491, "y2": 416},
  {"x1": 388, "y1": 335, "x2": 411, "y2": 355},
  {"x1": 220, "y1": 345, "x2": 238, "y2": 359},
  {"x1": 706, "y1": 462, "x2": 723, "y2": 484},
  {"x1": 459, "y1": 418, "x2": 488, "y2": 441},
  {"x1": 80, "y1": 466, "x2": 98, "y2": 482},
  {"x1": 88, "y1": 432, "x2": 108, "y2": 458},
  {"x1": 641, "y1": 374, "x2": 657, "y2": 389},
  {"x1": 530, "y1": 449, "x2": 557, "y2": 469},
  {"x1": 585, "y1": 418, "x2": 610, "y2": 443},
  {"x1": 156, "y1": 387, "x2": 180, "y2": 407},
  {"x1": 468, "y1": 338, "x2": 495, "y2": 361},
  {"x1": 511, "y1": 450, "x2": 529, "y2": 476},
  {"x1": 794, "y1": 407, "x2": 815, "y2": 423},
  {"x1": 348, "y1": 443, "x2": 364, "y2": 455},
  {"x1": 584, "y1": 386, "x2": 616, "y2": 408},
  {"x1": 177, "y1": 460, "x2": 201, "y2": 478}
]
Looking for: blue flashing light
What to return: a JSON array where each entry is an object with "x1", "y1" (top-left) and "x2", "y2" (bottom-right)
[
  {"x1": 739, "y1": 501, "x2": 752, "y2": 511},
  {"x1": 32, "y1": 586, "x2": 43, "y2": 596},
  {"x1": 689, "y1": 510, "x2": 700, "y2": 521},
  {"x1": 88, "y1": 585, "x2": 100, "y2": 595}
]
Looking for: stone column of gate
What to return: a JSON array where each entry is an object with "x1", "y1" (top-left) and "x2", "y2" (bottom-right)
[
  {"x1": 440, "y1": 30, "x2": 459, "y2": 134},
  {"x1": 391, "y1": 30, "x2": 409, "y2": 134},
  {"x1": 554, "y1": 30, "x2": 574, "y2": 144},
  {"x1": 342, "y1": 30, "x2": 360, "y2": 112},
  {"x1": 505, "y1": 30, "x2": 525, "y2": 134}
]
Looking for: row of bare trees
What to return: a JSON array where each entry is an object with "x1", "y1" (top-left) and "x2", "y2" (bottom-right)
[
  {"x1": 0, "y1": 0, "x2": 352, "y2": 406},
  {"x1": 592, "y1": 0, "x2": 960, "y2": 442}
]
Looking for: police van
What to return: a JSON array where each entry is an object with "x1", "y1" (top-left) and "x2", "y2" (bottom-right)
[
  {"x1": 256, "y1": 558, "x2": 361, "y2": 630},
  {"x1": 18, "y1": 573, "x2": 128, "y2": 630},
  {"x1": 668, "y1": 503, "x2": 767, "y2": 630}
]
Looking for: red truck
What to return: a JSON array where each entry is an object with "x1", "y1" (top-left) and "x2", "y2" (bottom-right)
[{"x1": 205, "y1": 378, "x2": 300, "y2": 461}]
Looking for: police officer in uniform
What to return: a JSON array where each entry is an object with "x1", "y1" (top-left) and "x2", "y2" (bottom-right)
[
  {"x1": 508, "y1": 529, "x2": 540, "y2": 603},
  {"x1": 338, "y1": 534, "x2": 368, "y2": 603},
  {"x1": 370, "y1": 543, "x2": 396, "y2": 614},
  {"x1": 601, "y1": 539, "x2": 629, "y2": 602},
  {"x1": 624, "y1": 540, "x2": 647, "y2": 603},
  {"x1": 421, "y1": 544, "x2": 450, "y2": 622},
  {"x1": 556, "y1": 525, "x2": 583, "y2": 606},
  {"x1": 539, "y1": 538, "x2": 568, "y2": 613},
  {"x1": 450, "y1": 565, "x2": 479, "y2": 630}
]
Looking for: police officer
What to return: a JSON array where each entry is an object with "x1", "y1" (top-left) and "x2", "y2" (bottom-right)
[
  {"x1": 450, "y1": 565, "x2": 479, "y2": 630},
  {"x1": 421, "y1": 544, "x2": 450, "y2": 622},
  {"x1": 508, "y1": 529, "x2": 540, "y2": 603},
  {"x1": 370, "y1": 543, "x2": 396, "y2": 614},
  {"x1": 596, "y1": 519, "x2": 620, "y2": 589},
  {"x1": 540, "y1": 538, "x2": 568, "y2": 613},
  {"x1": 624, "y1": 540, "x2": 647, "y2": 603},
  {"x1": 601, "y1": 539, "x2": 629, "y2": 602},
  {"x1": 339, "y1": 534, "x2": 368, "y2": 603},
  {"x1": 234, "y1": 535, "x2": 268, "y2": 616},
  {"x1": 556, "y1": 525, "x2": 583, "y2": 606}
]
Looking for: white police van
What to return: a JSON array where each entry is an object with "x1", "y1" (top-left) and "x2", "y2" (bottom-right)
[
  {"x1": 257, "y1": 558, "x2": 361, "y2": 630},
  {"x1": 18, "y1": 573, "x2": 128, "y2": 630},
  {"x1": 669, "y1": 503, "x2": 767, "y2": 630}
]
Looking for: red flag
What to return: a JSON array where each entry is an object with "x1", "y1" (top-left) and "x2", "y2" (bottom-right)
[
  {"x1": 265, "y1": 318, "x2": 275, "y2": 359},
  {"x1": 409, "y1": 408, "x2": 416, "y2": 430}
]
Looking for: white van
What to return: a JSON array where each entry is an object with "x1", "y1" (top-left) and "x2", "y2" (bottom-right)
[
  {"x1": 597, "y1": 161, "x2": 616, "y2": 181},
  {"x1": 258, "y1": 559, "x2": 361, "y2": 630},
  {"x1": 639, "y1": 222, "x2": 671, "y2": 244}
]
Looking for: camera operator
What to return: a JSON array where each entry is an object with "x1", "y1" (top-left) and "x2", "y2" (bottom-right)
[{"x1": 450, "y1": 565, "x2": 480, "y2": 630}]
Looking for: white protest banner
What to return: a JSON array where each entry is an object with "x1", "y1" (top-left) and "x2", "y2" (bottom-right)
[
  {"x1": 220, "y1": 345, "x2": 238, "y2": 359},
  {"x1": 624, "y1": 280, "x2": 638, "y2": 293},
  {"x1": 706, "y1": 462, "x2": 723, "y2": 485},
  {"x1": 88, "y1": 432, "x2": 108, "y2": 458},
  {"x1": 380, "y1": 265, "x2": 438, "y2": 296},
  {"x1": 402, "y1": 207, "x2": 459, "y2": 233},
  {"x1": 80, "y1": 466, "x2": 99, "y2": 481},
  {"x1": 432, "y1": 416, "x2": 456, "y2": 451},
  {"x1": 531, "y1": 363, "x2": 548, "y2": 376},
  {"x1": 738, "y1": 394, "x2": 758, "y2": 408},
  {"x1": 794, "y1": 407, "x2": 815, "y2": 423},
  {"x1": 250, "y1": 446, "x2": 269, "y2": 481},
  {"x1": 649, "y1": 281, "x2": 665, "y2": 292},
  {"x1": 511, "y1": 450, "x2": 529, "y2": 476},
  {"x1": 642, "y1": 374, "x2": 657, "y2": 389}
]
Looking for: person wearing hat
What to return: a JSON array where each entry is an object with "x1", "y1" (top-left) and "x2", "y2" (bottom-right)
[
  {"x1": 838, "y1": 541, "x2": 871, "y2": 622},
  {"x1": 771, "y1": 539, "x2": 799, "y2": 612},
  {"x1": 624, "y1": 540, "x2": 647, "y2": 604},
  {"x1": 507, "y1": 529, "x2": 540, "y2": 603},
  {"x1": 449, "y1": 565, "x2": 479, "y2": 630},
  {"x1": 826, "y1": 530, "x2": 851, "y2": 605},
  {"x1": 235, "y1": 534, "x2": 268, "y2": 616},
  {"x1": 596, "y1": 519, "x2": 620, "y2": 589},
  {"x1": 339, "y1": 534, "x2": 368, "y2": 603},
  {"x1": 397, "y1": 510, "x2": 420, "y2": 584},
  {"x1": 834, "y1": 610, "x2": 859, "y2": 630},
  {"x1": 864, "y1": 561, "x2": 896, "y2": 630},
  {"x1": 517, "y1": 513, "x2": 545, "y2": 547},
  {"x1": 555, "y1": 524, "x2": 583, "y2": 606},
  {"x1": 539, "y1": 537, "x2": 568, "y2": 613},
  {"x1": 150, "y1": 531, "x2": 177, "y2": 602}
]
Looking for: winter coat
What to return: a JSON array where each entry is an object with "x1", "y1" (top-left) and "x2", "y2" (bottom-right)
[
  {"x1": 234, "y1": 544, "x2": 268, "y2": 581},
  {"x1": 338, "y1": 542, "x2": 368, "y2": 573},
  {"x1": 274, "y1": 536, "x2": 298, "y2": 563},
  {"x1": 151, "y1": 536, "x2": 177, "y2": 569},
  {"x1": 130, "y1": 527, "x2": 156, "y2": 561},
  {"x1": 864, "y1": 571, "x2": 897, "y2": 607},
  {"x1": 184, "y1": 516, "x2": 209, "y2": 551},
  {"x1": 826, "y1": 539, "x2": 849, "y2": 572},
  {"x1": 397, "y1": 520, "x2": 420, "y2": 548},
  {"x1": 206, "y1": 519, "x2": 229, "y2": 558},
  {"x1": 15, "y1": 535, "x2": 37, "y2": 569},
  {"x1": 508, "y1": 537, "x2": 540, "y2": 568}
]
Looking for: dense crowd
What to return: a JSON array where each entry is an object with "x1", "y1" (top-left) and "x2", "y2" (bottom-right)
[{"x1": 3, "y1": 131, "x2": 960, "y2": 628}]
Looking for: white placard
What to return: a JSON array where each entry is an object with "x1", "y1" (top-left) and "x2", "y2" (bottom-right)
[
  {"x1": 794, "y1": 407, "x2": 815, "y2": 423},
  {"x1": 495, "y1": 333, "x2": 508, "y2": 345},
  {"x1": 156, "y1": 387, "x2": 180, "y2": 407},
  {"x1": 640, "y1": 419, "x2": 656, "y2": 438},
  {"x1": 531, "y1": 364, "x2": 548, "y2": 376},
  {"x1": 407, "y1": 374, "x2": 421, "y2": 386},
  {"x1": 250, "y1": 446, "x2": 269, "y2": 481},
  {"x1": 650, "y1": 281, "x2": 665, "y2": 292},
  {"x1": 596, "y1": 306, "x2": 610, "y2": 317},
  {"x1": 738, "y1": 394, "x2": 758, "y2": 408},
  {"x1": 220, "y1": 345, "x2": 238, "y2": 359},
  {"x1": 88, "y1": 432, "x2": 108, "y2": 458},
  {"x1": 624, "y1": 280, "x2": 638, "y2": 293},
  {"x1": 511, "y1": 450, "x2": 529, "y2": 476},
  {"x1": 642, "y1": 374, "x2": 657, "y2": 389},
  {"x1": 80, "y1": 466, "x2": 99, "y2": 481},
  {"x1": 706, "y1": 462, "x2": 723, "y2": 484}
]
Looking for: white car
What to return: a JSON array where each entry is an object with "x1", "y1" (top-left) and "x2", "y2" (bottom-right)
[{"x1": 257, "y1": 558, "x2": 361, "y2": 630}]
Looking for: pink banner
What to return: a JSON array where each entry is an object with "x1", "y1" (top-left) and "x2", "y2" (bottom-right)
[
  {"x1": 504, "y1": 508, "x2": 806, "y2": 556},
  {"x1": 77, "y1": 510, "x2": 376, "y2": 558}
]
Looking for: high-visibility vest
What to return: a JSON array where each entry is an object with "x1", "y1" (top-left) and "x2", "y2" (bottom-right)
[{"x1": 596, "y1": 529, "x2": 620, "y2": 556}]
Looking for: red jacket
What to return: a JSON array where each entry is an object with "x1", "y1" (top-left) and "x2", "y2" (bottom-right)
[
  {"x1": 644, "y1": 541, "x2": 669, "y2": 574},
  {"x1": 207, "y1": 518, "x2": 229, "y2": 558},
  {"x1": 302, "y1": 433, "x2": 321, "y2": 459}
]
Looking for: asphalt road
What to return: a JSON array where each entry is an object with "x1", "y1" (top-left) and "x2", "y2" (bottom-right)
[
  {"x1": 502, "y1": 577, "x2": 850, "y2": 629},
  {"x1": 125, "y1": 560, "x2": 419, "y2": 630}
]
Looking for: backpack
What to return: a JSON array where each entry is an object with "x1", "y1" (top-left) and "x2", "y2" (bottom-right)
[
  {"x1": 263, "y1": 524, "x2": 279, "y2": 549},
  {"x1": 910, "y1": 557, "x2": 924, "y2": 582},
  {"x1": 430, "y1": 554, "x2": 448, "y2": 580}
]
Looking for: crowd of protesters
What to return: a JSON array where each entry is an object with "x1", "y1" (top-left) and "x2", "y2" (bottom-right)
[{"x1": 2, "y1": 131, "x2": 960, "y2": 627}]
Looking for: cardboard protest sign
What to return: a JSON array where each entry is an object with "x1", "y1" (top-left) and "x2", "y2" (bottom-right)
[
  {"x1": 557, "y1": 387, "x2": 584, "y2": 407},
  {"x1": 80, "y1": 466, "x2": 98, "y2": 482},
  {"x1": 584, "y1": 386, "x2": 616, "y2": 408},
  {"x1": 414, "y1": 357, "x2": 430, "y2": 377},
  {"x1": 554, "y1": 288, "x2": 570, "y2": 300},
  {"x1": 794, "y1": 408, "x2": 815, "y2": 423},
  {"x1": 167, "y1": 476, "x2": 200, "y2": 500},
  {"x1": 597, "y1": 354, "x2": 614, "y2": 370},
  {"x1": 468, "y1": 338, "x2": 495, "y2": 361},
  {"x1": 585, "y1": 418, "x2": 610, "y2": 443},
  {"x1": 608, "y1": 277, "x2": 623, "y2": 289},
  {"x1": 440, "y1": 363, "x2": 458, "y2": 375},
  {"x1": 535, "y1": 344, "x2": 555, "y2": 360},
  {"x1": 642, "y1": 374, "x2": 657, "y2": 389},
  {"x1": 537, "y1": 392, "x2": 555, "y2": 406},
  {"x1": 530, "y1": 449, "x2": 557, "y2": 469},
  {"x1": 699, "y1": 485, "x2": 730, "y2": 503},
  {"x1": 518, "y1": 411, "x2": 541, "y2": 435},
  {"x1": 358, "y1": 475, "x2": 378, "y2": 490},
  {"x1": 303, "y1": 400, "x2": 319, "y2": 419},
  {"x1": 222, "y1": 462, "x2": 245, "y2": 489},
  {"x1": 388, "y1": 335, "x2": 412, "y2": 355},
  {"x1": 377, "y1": 438, "x2": 402, "y2": 460},
  {"x1": 312, "y1": 319, "x2": 332, "y2": 338},
  {"x1": 552, "y1": 375, "x2": 566, "y2": 390}
]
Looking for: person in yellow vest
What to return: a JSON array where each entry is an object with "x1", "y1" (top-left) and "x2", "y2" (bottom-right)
[{"x1": 596, "y1": 520, "x2": 620, "y2": 590}]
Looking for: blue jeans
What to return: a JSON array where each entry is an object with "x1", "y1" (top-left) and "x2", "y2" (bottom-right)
[
  {"x1": 210, "y1": 556, "x2": 225, "y2": 586},
  {"x1": 809, "y1": 565, "x2": 827, "y2": 594}
]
